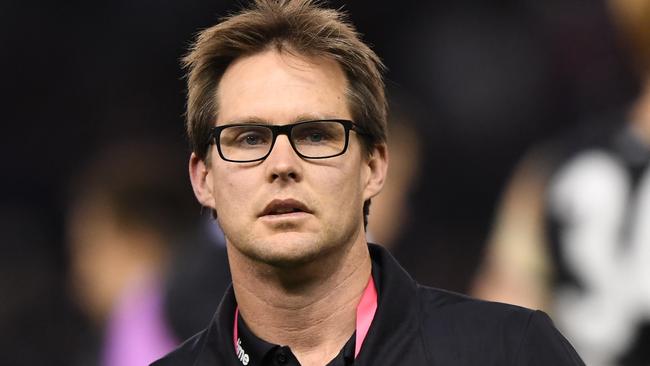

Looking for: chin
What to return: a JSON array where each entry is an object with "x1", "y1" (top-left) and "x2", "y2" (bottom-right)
[
  {"x1": 237, "y1": 232, "x2": 338, "y2": 268},
  {"x1": 261, "y1": 234, "x2": 329, "y2": 267}
]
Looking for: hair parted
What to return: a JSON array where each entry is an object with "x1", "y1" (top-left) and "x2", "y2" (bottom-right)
[{"x1": 182, "y1": 0, "x2": 387, "y2": 162}]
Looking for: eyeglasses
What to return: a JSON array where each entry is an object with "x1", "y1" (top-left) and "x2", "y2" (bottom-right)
[{"x1": 208, "y1": 119, "x2": 365, "y2": 163}]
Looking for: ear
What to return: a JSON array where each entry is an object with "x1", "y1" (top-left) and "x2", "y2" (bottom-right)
[
  {"x1": 189, "y1": 152, "x2": 217, "y2": 209},
  {"x1": 362, "y1": 143, "x2": 389, "y2": 201}
]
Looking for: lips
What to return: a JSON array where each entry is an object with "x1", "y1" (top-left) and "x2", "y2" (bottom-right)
[{"x1": 260, "y1": 199, "x2": 312, "y2": 217}]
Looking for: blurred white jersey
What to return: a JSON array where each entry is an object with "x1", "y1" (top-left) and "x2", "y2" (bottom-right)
[{"x1": 547, "y1": 126, "x2": 650, "y2": 366}]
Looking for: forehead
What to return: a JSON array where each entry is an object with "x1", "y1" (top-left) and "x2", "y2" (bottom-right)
[{"x1": 215, "y1": 49, "x2": 351, "y2": 125}]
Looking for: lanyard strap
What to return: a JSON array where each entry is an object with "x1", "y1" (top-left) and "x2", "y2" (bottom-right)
[{"x1": 233, "y1": 276, "x2": 378, "y2": 359}]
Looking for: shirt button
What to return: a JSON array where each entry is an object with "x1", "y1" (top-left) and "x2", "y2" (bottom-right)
[{"x1": 276, "y1": 349, "x2": 287, "y2": 364}]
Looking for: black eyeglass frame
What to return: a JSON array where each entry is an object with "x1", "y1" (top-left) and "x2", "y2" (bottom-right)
[{"x1": 208, "y1": 119, "x2": 366, "y2": 163}]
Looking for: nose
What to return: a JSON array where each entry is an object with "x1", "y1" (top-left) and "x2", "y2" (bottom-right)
[{"x1": 264, "y1": 134, "x2": 303, "y2": 183}]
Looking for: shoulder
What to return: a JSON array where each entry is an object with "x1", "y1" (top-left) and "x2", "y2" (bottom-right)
[
  {"x1": 415, "y1": 286, "x2": 584, "y2": 365},
  {"x1": 415, "y1": 285, "x2": 534, "y2": 341},
  {"x1": 417, "y1": 285, "x2": 533, "y2": 323},
  {"x1": 150, "y1": 330, "x2": 207, "y2": 366}
]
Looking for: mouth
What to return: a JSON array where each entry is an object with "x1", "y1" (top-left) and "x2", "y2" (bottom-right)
[{"x1": 259, "y1": 199, "x2": 312, "y2": 217}]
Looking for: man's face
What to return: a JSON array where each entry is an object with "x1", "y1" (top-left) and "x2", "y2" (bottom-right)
[{"x1": 190, "y1": 49, "x2": 387, "y2": 267}]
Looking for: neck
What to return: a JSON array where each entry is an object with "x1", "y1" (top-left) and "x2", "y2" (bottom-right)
[
  {"x1": 228, "y1": 234, "x2": 372, "y2": 366},
  {"x1": 631, "y1": 76, "x2": 650, "y2": 146}
]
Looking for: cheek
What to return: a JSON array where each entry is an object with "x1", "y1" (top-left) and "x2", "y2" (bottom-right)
[
  {"x1": 316, "y1": 164, "x2": 365, "y2": 212},
  {"x1": 212, "y1": 168, "x2": 254, "y2": 213}
]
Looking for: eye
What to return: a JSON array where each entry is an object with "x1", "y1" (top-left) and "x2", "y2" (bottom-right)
[
  {"x1": 307, "y1": 131, "x2": 324, "y2": 142},
  {"x1": 295, "y1": 127, "x2": 332, "y2": 144},
  {"x1": 229, "y1": 127, "x2": 271, "y2": 147},
  {"x1": 242, "y1": 133, "x2": 263, "y2": 145}
]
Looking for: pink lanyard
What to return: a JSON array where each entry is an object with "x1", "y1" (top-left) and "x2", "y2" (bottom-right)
[{"x1": 233, "y1": 276, "x2": 378, "y2": 359}]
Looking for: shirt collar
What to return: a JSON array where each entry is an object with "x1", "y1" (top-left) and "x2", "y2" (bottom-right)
[
  {"x1": 236, "y1": 312, "x2": 356, "y2": 365},
  {"x1": 235, "y1": 311, "x2": 277, "y2": 365},
  {"x1": 199, "y1": 244, "x2": 419, "y2": 366}
]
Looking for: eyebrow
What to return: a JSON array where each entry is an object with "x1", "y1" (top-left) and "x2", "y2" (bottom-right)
[
  {"x1": 221, "y1": 113, "x2": 343, "y2": 126},
  {"x1": 221, "y1": 116, "x2": 270, "y2": 125}
]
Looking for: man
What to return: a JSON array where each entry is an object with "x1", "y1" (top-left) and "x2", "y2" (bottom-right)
[{"x1": 153, "y1": 0, "x2": 584, "y2": 365}]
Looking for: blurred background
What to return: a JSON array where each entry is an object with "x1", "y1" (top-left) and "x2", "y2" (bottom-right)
[{"x1": 1, "y1": 0, "x2": 647, "y2": 365}]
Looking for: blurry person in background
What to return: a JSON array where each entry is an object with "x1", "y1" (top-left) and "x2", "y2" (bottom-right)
[
  {"x1": 365, "y1": 92, "x2": 422, "y2": 249},
  {"x1": 473, "y1": 0, "x2": 650, "y2": 365},
  {"x1": 153, "y1": 0, "x2": 583, "y2": 365},
  {"x1": 66, "y1": 140, "x2": 197, "y2": 366}
]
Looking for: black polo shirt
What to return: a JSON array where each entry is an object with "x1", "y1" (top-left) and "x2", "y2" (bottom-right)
[
  {"x1": 233, "y1": 262, "x2": 381, "y2": 365},
  {"x1": 236, "y1": 312, "x2": 355, "y2": 366},
  {"x1": 152, "y1": 244, "x2": 585, "y2": 365}
]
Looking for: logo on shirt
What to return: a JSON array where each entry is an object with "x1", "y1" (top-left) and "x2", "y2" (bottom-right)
[{"x1": 236, "y1": 338, "x2": 250, "y2": 365}]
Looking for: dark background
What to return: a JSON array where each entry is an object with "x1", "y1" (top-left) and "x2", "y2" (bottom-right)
[{"x1": 0, "y1": 0, "x2": 639, "y2": 363}]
